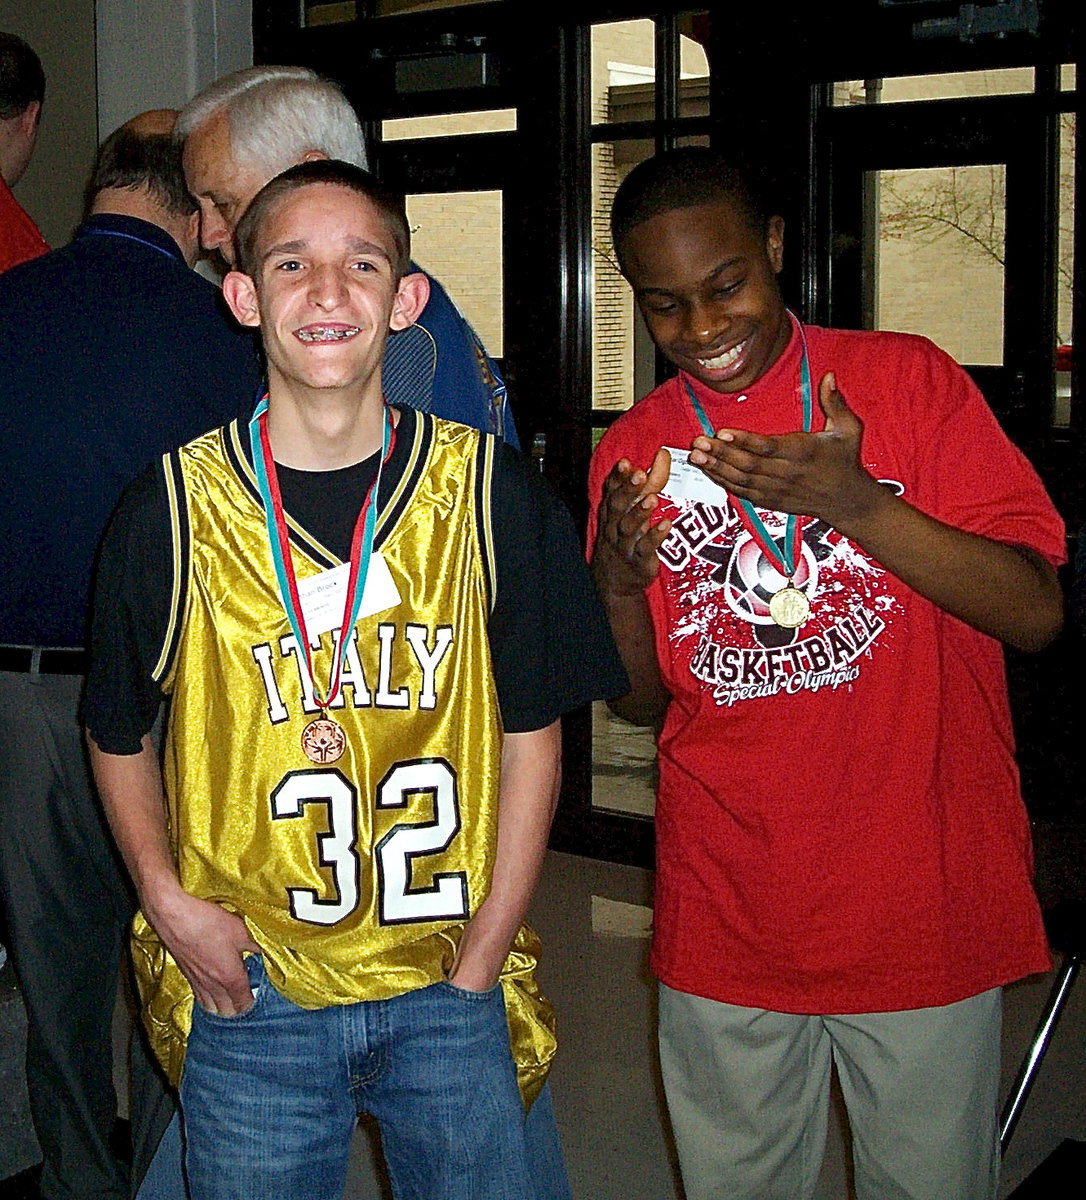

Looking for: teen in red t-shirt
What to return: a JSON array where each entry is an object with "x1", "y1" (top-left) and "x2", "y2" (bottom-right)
[{"x1": 588, "y1": 148, "x2": 1064, "y2": 1200}]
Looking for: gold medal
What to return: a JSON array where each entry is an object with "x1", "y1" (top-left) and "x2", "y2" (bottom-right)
[
  {"x1": 301, "y1": 717, "x2": 347, "y2": 764},
  {"x1": 769, "y1": 585, "x2": 811, "y2": 629}
]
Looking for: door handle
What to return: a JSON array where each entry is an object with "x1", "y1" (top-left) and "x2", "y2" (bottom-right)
[{"x1": 530, "y1": 430, "x2": 547, "y2": 473}]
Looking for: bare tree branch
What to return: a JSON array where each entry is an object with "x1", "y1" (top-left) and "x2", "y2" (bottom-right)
[{"x1": 878, "y1": 146, "x2": 1076, "y2": 344}]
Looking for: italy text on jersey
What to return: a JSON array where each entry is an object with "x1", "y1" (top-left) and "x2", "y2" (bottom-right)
[
  {"x1": 658, "y1": 481, "x2": 905, "y2": 708},
  {"x1": 252, "y1": 621, "x2": 455, "y2": 722}
]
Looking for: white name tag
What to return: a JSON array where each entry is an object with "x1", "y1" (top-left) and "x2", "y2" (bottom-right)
[
  {"x1": 659, "y1": 447, "x2": 730, "y2": 509},
  {"x1": 297, "y1": 553, "x2": 401, "y2": 636}
]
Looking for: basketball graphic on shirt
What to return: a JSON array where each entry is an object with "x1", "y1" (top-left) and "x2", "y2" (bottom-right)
[{"x1": 722, "y1": 531, "x2": 816, "y2": 626}]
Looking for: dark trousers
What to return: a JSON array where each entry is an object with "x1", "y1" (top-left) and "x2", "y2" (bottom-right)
[{"x1": 0, "y1": 671, "x2": 172, "y2": 1199}]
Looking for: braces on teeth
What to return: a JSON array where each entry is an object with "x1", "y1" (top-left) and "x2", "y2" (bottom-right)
[{"x1": 297, "y1": 327, "x2": 359, "y2": 342}]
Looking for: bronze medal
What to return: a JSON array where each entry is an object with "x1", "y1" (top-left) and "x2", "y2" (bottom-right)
[
  {"x1": 252, "y1": 402, "x2": 393, "y2": 771},
  {"x1": 769, "y1": 585, "x2": 811, "y2": 629},
  {"x1": 301, "y1": 717, "x2": 347, "y2": 764}
]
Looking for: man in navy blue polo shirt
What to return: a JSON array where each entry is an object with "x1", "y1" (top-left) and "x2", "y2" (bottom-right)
[{"x1": 0, "y1": 110, "x2": 261, "y2": 1200}]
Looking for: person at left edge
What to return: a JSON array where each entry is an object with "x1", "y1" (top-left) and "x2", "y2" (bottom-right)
[
  {"x1": 0, "y1": 28, "x2": 48, "y2": 992},
  {"x1": 84, "y1": 159, "x2": 627, "y2": 1200},
  {"x1": 0, "y1": 31, "x2": 48, "y2": 273},
  {"x1": 0, "y1": 111, "x2": 262, "y2": 1200}
]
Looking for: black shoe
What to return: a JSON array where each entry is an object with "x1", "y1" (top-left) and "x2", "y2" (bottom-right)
[{"x1": 0, "y1": 1163, "x2": 42, "y2": 1200}]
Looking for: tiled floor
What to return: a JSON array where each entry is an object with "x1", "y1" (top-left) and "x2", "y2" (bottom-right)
[
  {"x1": 528, "y1": 851, "x2": 1086, "y2": 1200},
  {"x1": 2, "y1": 848, "x2": 1083, "y2": 1199}
]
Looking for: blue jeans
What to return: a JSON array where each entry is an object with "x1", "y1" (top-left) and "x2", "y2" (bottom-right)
[
  {"x1": 141, "y1": 1085, "x2": 570, "y2": 1200},
  {"x1": 178, "y1": 956, "x2": 536, "y2": 1200}
]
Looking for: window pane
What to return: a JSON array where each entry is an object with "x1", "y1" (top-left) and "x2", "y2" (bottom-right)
[
  {"x1": 679, "y1": 11, "x2": 711, "y2": 119},
  {"x1": 1061, "y1": 63, "x2": 1076, "y2": 91},
  {"x1": 872, "y1": 165, "x2": 1005, "y2": 366},
  {"x1": 591, "y1": 19, "x2": 656, "y2": 125},
  {"x1": 377, "y1": 0, "x2": 500, "y2": 12},
  {"x1": 305, "y1": 0, "x2": 501, "y2": 21},
  {"x1": 592, "y1": 140, "x2": 654, "y2": 412},
  {"x1": 382, "y1": 110, "x2": 516, "y2": 140},
  {"x1": 592, "y1": 702, "x2": 656, "y2": 817},
  {"x1": 405, "y1": 191, "x2": 503, "y2": 356},
  {"x1": 832, "y1": 80, "x2": 882, "y2": 106},
  {"x1": 833, "y1": 68, "x2": 1034, "y2": 106},
  {"x1": 306, "y1": 1, "x2": 356, "y2": 24},
  {"x1": 1056, "y1": 114, "x2": 1075, "y2": 427}
]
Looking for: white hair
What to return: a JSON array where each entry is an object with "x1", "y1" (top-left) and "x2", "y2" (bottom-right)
[{"x1": 176, "y1": 65, "x2": 368, "y2": 174}]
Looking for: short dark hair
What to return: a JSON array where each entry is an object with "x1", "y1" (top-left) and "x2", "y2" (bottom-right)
[
  {"x1": 611, "y1": 148, "x2": 772, "y2": 274},
  {"x1": 234, "y1": 159, "x2": 411, "y2": 281},
  {"x1": 0, "y1": 32, "x2": 44, "y2": 120},
  {"x1": 85, "y1": 127, "x2": 195, "y2": 218}
]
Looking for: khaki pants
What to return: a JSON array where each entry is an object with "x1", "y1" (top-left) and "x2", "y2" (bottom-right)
[{"x1": 658, "y1": 983, "x2": 1002, "y2": 1200}]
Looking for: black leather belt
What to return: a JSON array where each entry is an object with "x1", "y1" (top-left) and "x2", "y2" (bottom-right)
[{"x1": 0, "y1": 645, "x2": 89, "y2": 675}]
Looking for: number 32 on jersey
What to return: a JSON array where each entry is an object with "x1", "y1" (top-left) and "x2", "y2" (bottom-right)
[{"x1": 270, "y1": 756, "x2": 469, "y2": 927}]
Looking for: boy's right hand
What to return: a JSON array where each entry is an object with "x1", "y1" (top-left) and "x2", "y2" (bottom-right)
[
  {"x1": 144, "y1": 885, "x2": 261, "y2": 1016},
  {"x1": 592, "y1": 449, "x2": 672, "y2": 596}
]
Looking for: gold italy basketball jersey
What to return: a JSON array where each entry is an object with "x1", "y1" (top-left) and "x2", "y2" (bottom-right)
[{"x1": 131, "y1": 411, "x2": 554, "y2": 1101}]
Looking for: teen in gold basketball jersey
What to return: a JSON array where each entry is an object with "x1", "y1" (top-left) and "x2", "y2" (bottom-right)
[{"x1": 85, "y1": 160, "x2": 625, "y2": 1200}]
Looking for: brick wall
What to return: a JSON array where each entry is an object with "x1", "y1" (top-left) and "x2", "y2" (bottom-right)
[
  {"x1": 592, "y1": 141, "x2": 634, "y2": 412},
  {"x1": 406, "y1": 190, "x2": 504, "y2": 357}
]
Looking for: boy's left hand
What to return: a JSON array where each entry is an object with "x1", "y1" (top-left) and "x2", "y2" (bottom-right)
[{"x1": 688, "y1": 372, "x2": 884, "y2": 529}]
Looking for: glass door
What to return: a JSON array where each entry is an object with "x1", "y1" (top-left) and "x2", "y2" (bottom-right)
[
  {"x1": 820, "y1": 67, "x2": 1075, "y2": 459},
  {"x1": 548, "y1": 11, "x2": 713, "y2": 868}
]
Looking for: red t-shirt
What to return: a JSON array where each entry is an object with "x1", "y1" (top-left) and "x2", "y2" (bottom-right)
[
  {"x1": 588, "y1": 324, "x2": 1064, "y2": 1014},
  {"x1": 0, "y1": 175, "x2": 48, "y2": 274}
]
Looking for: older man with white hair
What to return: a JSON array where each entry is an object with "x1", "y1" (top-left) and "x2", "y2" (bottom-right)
[{"x1": 177, "y1": 65, "x2": 518, "y2": 448}]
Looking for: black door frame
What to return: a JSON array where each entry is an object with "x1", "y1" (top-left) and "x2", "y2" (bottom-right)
[{"x1": 253, "y1": 0, "x2": 1083, "y2": 855}]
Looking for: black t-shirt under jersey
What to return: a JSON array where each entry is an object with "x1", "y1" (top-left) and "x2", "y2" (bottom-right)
[{"x1": 85, "y1": 408, "x2": 627, "y2": 752}]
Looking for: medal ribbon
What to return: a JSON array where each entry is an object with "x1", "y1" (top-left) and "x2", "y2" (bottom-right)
[
  {"x1": 248, "y1": 397, "x2": 391, "y2": 712},
  {"x1": 682, "y1": 312, "x2": 813, "y2": 580}
]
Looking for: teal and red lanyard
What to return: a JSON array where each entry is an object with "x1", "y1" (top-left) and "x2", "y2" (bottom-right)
[
  {"x1": 682, "y1": 313, "x2": 813, "y2": 585},
  {"x1": 248, "y1": 396, "x2": 392, "y2": 714}
]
